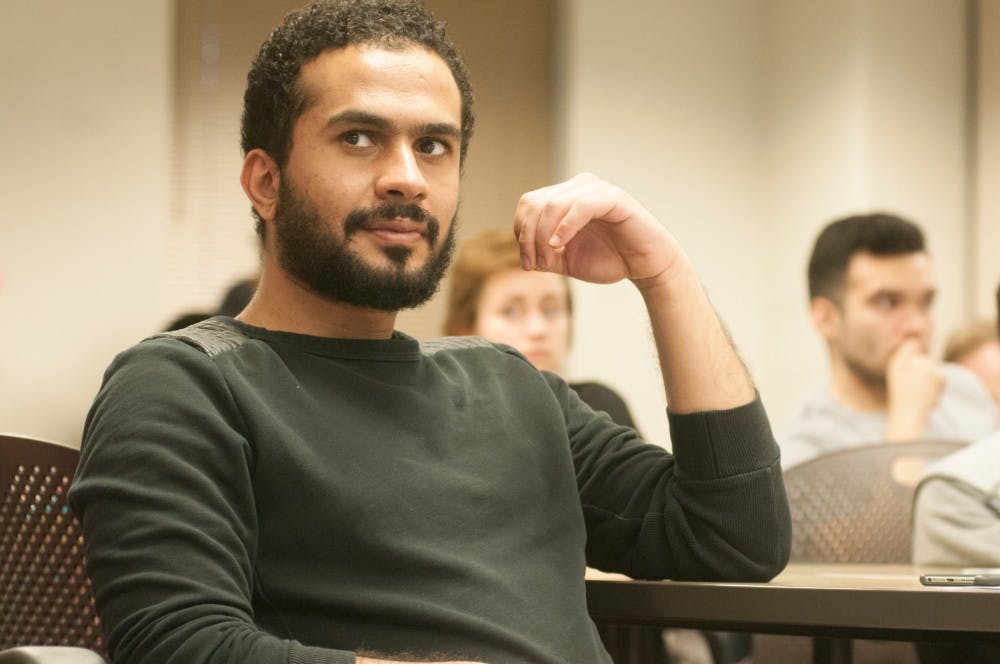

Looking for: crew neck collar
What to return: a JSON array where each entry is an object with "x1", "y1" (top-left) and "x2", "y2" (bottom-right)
[{"x1": 224, "y1": 316, "x2": 421, "y2": 362}]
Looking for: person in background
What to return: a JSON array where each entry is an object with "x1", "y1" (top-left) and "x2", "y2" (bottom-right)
[
  {"x1": 444, "y1": 229, "x2": 637, "y2": 429},
  {"x1": 445, "y1": 231, "x2": 720, "y2": 664},
  {"x1": 780, "y1": 213, "x2": 998, "y2": 469},
  {"x1": 942, "y1": 319, "x2": 1000, "y2": 408},
  {"x1": 913, "y1": 281, "x2": 1000, "y2": 566},
  {"x1": 162, "y1": 277, "x2": 258, "y2": 332},
  {"x1": 162, "y1": 311, "x2": 213, "y2": 331},
  {"x1": 911, "y1": 282, "x2": 1000, "y2": 664},
  {"x1": 216, "y1": 276, "x2": 258, "y2": 317},
  {"x1": 69, "y1": 1, "x2": 790, "y2": 662}
]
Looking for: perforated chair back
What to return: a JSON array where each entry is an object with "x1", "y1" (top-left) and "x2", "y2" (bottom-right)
[
  {"x1": 784, "y1": 440, "x2": 967, "y2": 563},
  {"x1": 0, "y1": 434, "x2": 105, "y2": 656}
]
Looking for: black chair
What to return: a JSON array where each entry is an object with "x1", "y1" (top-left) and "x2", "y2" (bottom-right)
[
  {"x1": 0, "y1": 434, "x2": 107, "y2": 663},
  {"x1": 754, "y1": 440, "x2": 967, "y2": 664}
]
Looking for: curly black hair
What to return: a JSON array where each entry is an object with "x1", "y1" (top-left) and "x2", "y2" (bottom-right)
[{"x1": 241, "y1": 0, "x2": 475, "y2": 170}]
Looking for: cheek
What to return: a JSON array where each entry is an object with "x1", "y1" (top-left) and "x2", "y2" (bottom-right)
[
  {"x1": 857, "y1": 321, "x2": 889, "y2": 352},
  {"x1": 551, "y1": 316, "x2": 571, "y2": 345},
  {"x1": 429, "y1": 173, "x2": 460, "y2": 221},
  {"x1": 839, "y1": 316, "x2": 881, "y2": 354},
  {"x1": 299, "y1": 166, "x2": 363, "y2": 211}
]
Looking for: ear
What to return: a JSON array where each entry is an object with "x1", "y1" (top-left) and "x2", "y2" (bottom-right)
[
  {"x1": 241, "y1": 148, "x2": 281, "y2": 223},
  {"x1": 810, "y1": 296, "x2": 841, "y2": 340}
]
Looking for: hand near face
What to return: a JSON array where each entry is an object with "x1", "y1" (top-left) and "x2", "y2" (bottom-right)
[
  {"x1": 513, "y1": 173, "x2": 684, "y2": 289},
  {"x1": 885, "y1": 338, "x2": 944, "y2": 441}
]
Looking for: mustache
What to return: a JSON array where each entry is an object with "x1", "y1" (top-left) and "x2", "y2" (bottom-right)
[{"x1": 343, "y1": 202, "x2": 440, "y2": 244}]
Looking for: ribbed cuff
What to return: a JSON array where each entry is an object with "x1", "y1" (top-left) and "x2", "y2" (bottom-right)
[
  {"x1": 667, "y1": 393, "x2": 780, "y2": 479},
  {"x1": 289, "y1": 642, "x2": 355, "y2": 664}
]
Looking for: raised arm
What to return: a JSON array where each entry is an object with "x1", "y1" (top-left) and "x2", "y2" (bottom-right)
[
  {"x1": 516, "y1": 174, "x2": 789, "y2": 581},
  {"x1": 514, "y1": 173, "x2": 754, "y2": 413}
]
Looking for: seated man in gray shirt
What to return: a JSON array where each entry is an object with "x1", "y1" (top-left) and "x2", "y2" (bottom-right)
[{"x1": 780, "y1": 213, "x2": 998, "y2": 469}]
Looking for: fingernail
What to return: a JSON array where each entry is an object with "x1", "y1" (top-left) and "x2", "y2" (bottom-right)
[{"x1": 549, "y1": 234, "x2": 562, "y2": 247}]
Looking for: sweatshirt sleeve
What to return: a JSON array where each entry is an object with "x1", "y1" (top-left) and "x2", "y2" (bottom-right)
[
  {"x1": 69, "y1": 339, "x2": 354, "y2": 664},
  {"x1": 551, "y1": 375, "x2": 791, "y2": 582},
  {"x1": 912, "y1": 478, "x2": 1000, "y2": 566}
]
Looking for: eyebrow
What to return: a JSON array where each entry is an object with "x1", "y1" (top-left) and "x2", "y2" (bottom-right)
[
  {"x1": 325, "y1": 110, "x2": 391, "y2": 130},
  {"x1": 324, "y1": 110, "x2": 460, "y2": 138},
  {"x1": 865, "y1": 286, "x2": 936, "y2": 300},
  {"x1": 419, "y1": 122, "x2": 462, "y2": 139}
]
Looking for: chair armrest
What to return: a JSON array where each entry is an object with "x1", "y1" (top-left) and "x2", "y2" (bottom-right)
[{"x1": 0, "y1": 647, "x2": 106, "y2": 664}]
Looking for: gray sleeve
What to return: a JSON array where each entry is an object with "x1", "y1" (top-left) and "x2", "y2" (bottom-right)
[{"x1": 912, "y1": 478, "x2": 1000, "y2": 566}]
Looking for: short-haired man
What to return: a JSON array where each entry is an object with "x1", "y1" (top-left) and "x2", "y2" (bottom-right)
[
  {"x1": 912, "y1": 281, "x2": 1000, "y2": 566},
  {"x1": 70, "y1": 2, "x2": 790, "y2": 663},
  {"x1": 780, "y1": 213, "x2": 998, "y2": 469}
]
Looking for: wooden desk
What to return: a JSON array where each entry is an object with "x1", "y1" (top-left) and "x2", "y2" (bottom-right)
[{"x1": 586, "y1": 563, "x2": 1000, "y2": 644}]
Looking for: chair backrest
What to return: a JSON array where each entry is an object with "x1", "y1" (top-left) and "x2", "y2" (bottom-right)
[
  {"x1": 784, "y1": 440, "x2": 967, "y2": 563},
  {"x1": 0, "y1": 434, "x2": 106, "y2": 656}
]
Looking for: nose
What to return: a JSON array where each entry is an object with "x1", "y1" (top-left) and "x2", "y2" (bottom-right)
[
  {"x1": 900, "y1": 304, "x2": 933, "y2": 342},
  {"x1": 526, "y1": 310, "x2": 550, "y2": 338},
  {"x1": 375, "y1": 144, "x2": 428, "y2": 203}
]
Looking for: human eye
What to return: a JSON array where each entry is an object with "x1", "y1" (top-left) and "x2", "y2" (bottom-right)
[
  {"x1": 342, "y1": 130, "x2": 375, "y2": 149},
  {"x1": 542, "y1": 302, "x2": 565, "y2": 319},
  {"x1": 416, "y1": 137, "x2": 448, "y2": 157},
  {"x1": 500, "y1": 304, "x2": 524, "y2": 320},
  {"x1": 873, "y1": 293, "x2": 899, "y2": 311}
]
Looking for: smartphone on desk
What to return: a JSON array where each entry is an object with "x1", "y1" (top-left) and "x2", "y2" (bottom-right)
[{"x1": 920, "y1": 573, "x2": 1000, "y2": 587}]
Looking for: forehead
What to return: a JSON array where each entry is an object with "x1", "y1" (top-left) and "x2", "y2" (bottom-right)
[
  {"x1": 296, "y1": 44, "x2": 461, "y2": 125},
  {"x1": 844, "y1": 251, "x2": 935, "y2": 296},
  {"x1": 481, "y1": 268, "x2": 569, "y2": 301}
]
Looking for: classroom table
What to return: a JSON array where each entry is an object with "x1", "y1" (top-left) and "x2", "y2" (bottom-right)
[{"x1": 586, "y1": 563, "x2": 1000, "y2": 663}]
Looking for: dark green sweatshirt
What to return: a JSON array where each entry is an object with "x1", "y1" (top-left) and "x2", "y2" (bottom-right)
[{"x1": 70, "y1": 317, "x2": 789, "y2": 664}]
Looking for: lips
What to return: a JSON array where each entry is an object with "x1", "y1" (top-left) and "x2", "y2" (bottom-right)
[
  {"x1": 343, "y1": 204, "x2": 440, "y2": 246},
  {"x1": 360, "y1": 218, "x2": 428, "y2": 246},
  {"x1": 363, "y1": 217, "x2": 426, "y2": 235}
]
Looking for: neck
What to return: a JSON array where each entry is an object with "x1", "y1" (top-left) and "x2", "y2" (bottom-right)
[
  {"x1": 829, "y1": 355, "x2": 888, "y2": 411},
  {"x1": 237, "y1": 266, "x2": 398, "y2": 340}
]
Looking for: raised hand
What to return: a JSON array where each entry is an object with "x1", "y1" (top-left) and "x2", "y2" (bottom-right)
[
  {"x1": 513, "y1": 173, "x2": 684, "y2": 289},
  {"x1": 886, "y1": 338, "x2": 944, "y2": 441},
  {"x1": 512, "y1": 173, "x2": 754, "y2": 412}
]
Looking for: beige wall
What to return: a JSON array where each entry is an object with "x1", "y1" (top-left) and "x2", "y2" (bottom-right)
[
  {"x1": 556, "y1": 0, "x2": 768, "y2": 444},
  {"x1": 0, "y1": 1, "x2": 173, "y2": 445},
  {"x1": 975, "y1": 0, "x2": 1000, "y2": 316}
]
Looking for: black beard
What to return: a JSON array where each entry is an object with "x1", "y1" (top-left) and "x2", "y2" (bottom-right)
[{"x1": 273, "y1": 179, "x2": 456, "y2": 312}]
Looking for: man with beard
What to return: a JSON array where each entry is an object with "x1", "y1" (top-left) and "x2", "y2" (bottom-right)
[
  {"x1": 780, "y1": 213, "x2": 998, "y2": 469},
  {"x1": 70, "y1": 2, "x2": 790, "y2": 663}
]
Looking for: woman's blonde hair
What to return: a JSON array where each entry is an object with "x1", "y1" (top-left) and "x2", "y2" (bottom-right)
[{"x1": 443, "y1": 229, "x2": 572, "y2": 336}]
